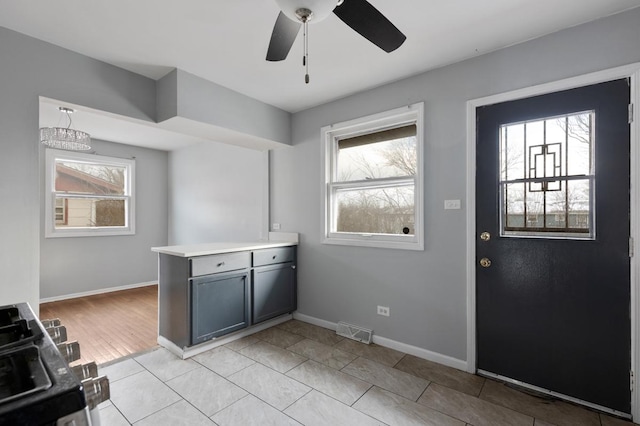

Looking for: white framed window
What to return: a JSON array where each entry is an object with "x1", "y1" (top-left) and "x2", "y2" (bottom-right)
[
  {"x1": 321, "y1": 103, "x2": 424, "y2": 250},
  {"x1": 45, "y1": 149, "x2": 135, "y2": 238}
]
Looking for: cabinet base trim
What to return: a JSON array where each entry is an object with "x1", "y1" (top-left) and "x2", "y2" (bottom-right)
[{"x1": 158, "y1": 314, "x2": 293, "y2": 359}]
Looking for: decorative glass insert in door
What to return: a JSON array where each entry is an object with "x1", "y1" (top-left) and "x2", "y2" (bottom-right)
[{"x1": 499, "y1": 110, "x2": 594, "y2": 238}]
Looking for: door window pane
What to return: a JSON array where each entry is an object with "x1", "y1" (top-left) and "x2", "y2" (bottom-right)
[
  {"x1": 501, "y1": 124, "x2": 525, "y2": 181},
  {"x1": 499, "y1": 111, "x2": 594, "y2": 238}
]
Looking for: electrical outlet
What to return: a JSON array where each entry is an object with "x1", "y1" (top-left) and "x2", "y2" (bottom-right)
[
  {"x1": 272, "y1": 223, "x2": 281, "y2": 230},
  {"x1": 377, "y1": 305, "x2": 390, "y2": 317}
]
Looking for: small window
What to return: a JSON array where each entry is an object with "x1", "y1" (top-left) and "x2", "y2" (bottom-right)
[
  {"x1": 499, "y1": 110, "x2": 594, "y2": 239},
  {"x1": 321, "y1": 103, "x2": 424, "y2": 250},
  {"x1": 45, "y1": 149, "x2": 135, "y2": 238}
]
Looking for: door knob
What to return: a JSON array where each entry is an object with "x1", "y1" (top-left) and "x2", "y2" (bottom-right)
[
  {"x1": 479, "y1": 257, "x2": 492, "y2": 268},
  {"x1": 480, "y1": 232, "x2": 491, "y2": 241}
]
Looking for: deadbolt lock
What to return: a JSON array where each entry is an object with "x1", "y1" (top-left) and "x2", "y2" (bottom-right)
[
  {"x1": 479, "y1": 257, "x2": 492, "y2": 268},
  {"x1": 480, "y1": 232, "x2": 491, "y2": 241}
]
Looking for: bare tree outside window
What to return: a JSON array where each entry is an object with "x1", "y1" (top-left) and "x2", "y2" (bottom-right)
[{"x1": 335, "y1": 135, "x2": 416, "y2": 235}]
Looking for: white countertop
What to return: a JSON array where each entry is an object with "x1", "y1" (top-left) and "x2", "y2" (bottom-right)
[{"x1": 151, "y1": 233, "x2": 298, "y2": 257}]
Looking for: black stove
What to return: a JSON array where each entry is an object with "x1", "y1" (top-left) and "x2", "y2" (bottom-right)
[{"x1": 0, "y1": 303, "x2": 89, "y2": 425}]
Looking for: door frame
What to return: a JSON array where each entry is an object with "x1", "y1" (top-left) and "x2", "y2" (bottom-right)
[{"x1": 466, "y1": 63, "x2": 640, "y2": 418}]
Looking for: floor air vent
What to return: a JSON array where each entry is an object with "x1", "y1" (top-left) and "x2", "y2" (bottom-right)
[{"x1": 336, "y1": 321, "x2": 372, "y2": 344}]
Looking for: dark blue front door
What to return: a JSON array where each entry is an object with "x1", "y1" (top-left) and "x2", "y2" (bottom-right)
[{"x1": 476, "y1": 79, "x2": 631, "y2": 414}]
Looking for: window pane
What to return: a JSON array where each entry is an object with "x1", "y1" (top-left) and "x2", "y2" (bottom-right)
[
  {"x1": 503, "y1": 182, "x2": 524, "y2": 228},
  {"x1": 55, "y1": 197, "x2": 126, "y2": 228},
  {"x1": 545, "y1": 184, "x2": 567, "y2": 229},
  {"x1": 501, "y1": 123, "x2": 525, "y2": 181},
  {"x1": 336, "y1": 134, "x2": 416, "y2": 182},
  {"x1": 566, "y1": 179, "x2": 591, "y2": 230},
  {"x1": 565, "y1": 114, "x2": 592, "y2": 176},
  {"x1": 335, "y1": 184, "x2": 414, "y2": 235},
  {"x1": 55, "y1": 161, "x2": 126, "y2": 195}
]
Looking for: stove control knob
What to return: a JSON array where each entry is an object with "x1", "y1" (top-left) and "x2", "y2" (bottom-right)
[
  {"x1": 56, "y1": 341, "x2": 81, "y2": 363},
  {"x1": 47, "y1": 325, "x2": 68, "y2": 344}
]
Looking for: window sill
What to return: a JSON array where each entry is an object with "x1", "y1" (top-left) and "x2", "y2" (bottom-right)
[
  {"x1": 322, "y1": 234, "x2": 424, "y2": 251},
  {"x1": 45, "y1": 227, "x2": 135, "y2": 238}
]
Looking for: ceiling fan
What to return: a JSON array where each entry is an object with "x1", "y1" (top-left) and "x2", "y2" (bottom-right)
[{"x1": 266, "y1": 0, "x2": 406, "y2": 83}]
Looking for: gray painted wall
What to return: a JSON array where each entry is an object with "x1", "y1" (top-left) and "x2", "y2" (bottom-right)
[
  {"x1": 39, "y1": 139, "x2": 168, "y2": 299},
  {"x1": 168, "y1": 141, "x2": 268, "y2": 245},
  {"x1": 0, "y1": 27, "x2": 156, "y2": 310},
  {"x1": 270, "y1": 8, "x2": 640, "y2": 361}
]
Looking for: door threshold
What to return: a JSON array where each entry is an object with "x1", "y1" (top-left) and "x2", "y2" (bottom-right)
[{"x1": 477, "y1": 369, "x2": 632, "y2": 420}]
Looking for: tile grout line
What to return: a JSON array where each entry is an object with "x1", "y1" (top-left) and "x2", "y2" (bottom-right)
[
  {"x1": 221, "y1": 359, "x2": 312, "y2": 419},
  {"x1": 207, "y1": 393, "x2": 253, "y2": 423},
  {"x1": 100, "y1": 399, "x2": 135, "y2": 426},
  {"x1": 349, "y1": 383, "x2": 375, "y2": 407}
]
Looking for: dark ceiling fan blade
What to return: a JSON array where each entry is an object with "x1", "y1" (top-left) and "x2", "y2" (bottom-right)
[
  {"x1": 266, "y1": 12, "x2": 302, "y2": 61},
  {"x1": 333, "y1": 0, "x2": 406, "y2": 53}
]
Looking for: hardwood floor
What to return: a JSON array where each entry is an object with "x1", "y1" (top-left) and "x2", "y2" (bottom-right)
[{"x1": 39, "y1": 285, "x2": 158, "y2": 365}]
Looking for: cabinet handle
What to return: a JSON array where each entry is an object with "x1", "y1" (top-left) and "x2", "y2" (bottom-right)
[
  {"x1": 291, "y1": 265, "x2": 296, "y2": 269},
  {"x1": 272, "y1": 255, "x2": 277, "y2": 259},
  {"x1": 217, "y1": 262, "x2": 225, "y2": 267}
]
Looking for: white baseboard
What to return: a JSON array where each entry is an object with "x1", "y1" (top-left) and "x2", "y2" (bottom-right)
[
  {"x1": 293, "y1": 312, "x2": 337, "y2": 331},
  {"x1": 293, "y1": 312, "x2": 468, "y2": 372},
  {"x1": 39, "y1": 281, "x2": 157, "y2": 303}
]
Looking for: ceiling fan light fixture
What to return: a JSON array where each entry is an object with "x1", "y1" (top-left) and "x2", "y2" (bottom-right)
[{"x1": 274, "y1": 0, "x2": 338, "y2": 23}]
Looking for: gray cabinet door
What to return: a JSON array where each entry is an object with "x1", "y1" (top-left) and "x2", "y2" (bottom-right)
[
  {"x1": 252, "y1": 262, "x2": 297, "y2": 324},
  {"x1": 190, "y1": 270, "x2": 249, "y2": 344}
]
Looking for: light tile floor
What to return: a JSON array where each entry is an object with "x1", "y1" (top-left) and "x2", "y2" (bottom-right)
[{"x1": 98, "y1": 320, "x2": 638, "y2": 426}]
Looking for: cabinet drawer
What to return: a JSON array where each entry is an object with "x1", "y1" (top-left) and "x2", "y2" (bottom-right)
[
  {"x1": 253, "y1": 246, "x2": 295, "y2": 267},
  {"x1": 190, "y1": 252, "x2": 250, "y2": 277}
]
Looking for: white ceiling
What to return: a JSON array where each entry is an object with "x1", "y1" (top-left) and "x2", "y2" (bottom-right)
[{"x1": 5, "y1": 0, "x2": 640, "y2": 149}]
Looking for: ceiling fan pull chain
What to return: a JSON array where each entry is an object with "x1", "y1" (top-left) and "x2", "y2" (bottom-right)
[{"x1": 303, "y1": 19, "x2": 310, "y2": 84}]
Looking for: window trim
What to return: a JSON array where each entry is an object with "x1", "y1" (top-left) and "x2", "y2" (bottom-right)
[
  {"x1": 45, "y1": 149, "x2": 135, "y2": 238},
  {"x1": 321, "y1": 103, "x2": 424, "y2": 250}
]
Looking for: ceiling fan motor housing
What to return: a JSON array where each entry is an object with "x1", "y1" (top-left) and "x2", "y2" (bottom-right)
[{"x1": 275, "y1": 0, "x2": 341, "y2": 23}]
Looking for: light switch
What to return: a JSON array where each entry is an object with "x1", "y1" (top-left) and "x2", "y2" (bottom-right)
[{"x1": 444, "y1": 199, "x2": 461, "y2": 210}]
